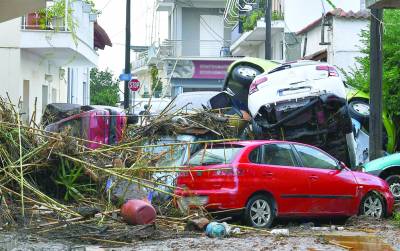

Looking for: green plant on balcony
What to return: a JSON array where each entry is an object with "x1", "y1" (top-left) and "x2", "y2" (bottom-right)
[
  {"x1": 272, "y1": 10, "x2": 284, "y2": 21},
  {"x1": 241, "y1": 9, "x2": 284, "y2": 32},
  {"x1": 242, "y1": 9, "x2": 263, "y2": 32},
  {"x1": 37, "y1": 0, "x2": 78, "y2": 44},
  {"x1": 150, "y1": 65, "x2": 163, "y2": 98}
]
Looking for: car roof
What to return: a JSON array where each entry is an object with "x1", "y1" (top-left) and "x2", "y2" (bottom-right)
[{"x1": 216, "y1": 140, "x2": 295, "y2": 147}]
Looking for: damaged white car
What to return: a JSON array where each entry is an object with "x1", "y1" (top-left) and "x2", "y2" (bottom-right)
[{"x1": 246, "y1": 60, "x2": 356, "y2": 167}]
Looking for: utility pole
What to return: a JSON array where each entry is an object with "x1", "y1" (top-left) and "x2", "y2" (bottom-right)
[
  {"x1": 265, "y1": 0, "x2": 272, "y2": 60},
  {"x1": 369, "y1": 8, "x2": 383, "y2": 160},
  {"x1": 124, "y1": 0, "x2": 131, "y2": 110}
]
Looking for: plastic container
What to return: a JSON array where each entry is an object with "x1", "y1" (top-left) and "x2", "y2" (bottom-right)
[
  {"x1": 120, "y1": 199, "x2": 156, "y2": 225},
  {"x1": 205, "y1": 222, "x2": 227, "y2": 238}
]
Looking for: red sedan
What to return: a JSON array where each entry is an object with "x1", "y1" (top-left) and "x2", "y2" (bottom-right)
[{"x1": 175, "y1": 141, "x2": 394, "y2": 228}]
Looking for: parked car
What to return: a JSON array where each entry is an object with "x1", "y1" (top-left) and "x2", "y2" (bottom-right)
[
  {"x1": 361, "y1": 153, "x2": 400, "y2": 200},
  {"x1": 175, "y1": 140, "x2": 394, "y2": 228},
  {"x1": 43, "y1": 103, "x2": 128, "y2": 149}
]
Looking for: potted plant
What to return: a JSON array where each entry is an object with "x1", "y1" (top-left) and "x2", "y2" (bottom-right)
[
  {"x1": 89, "y1": 13, "x2": 97, "y2": 22},
  {"x1": 83, "y1": 2, "x2": 92, "y2": 13}
]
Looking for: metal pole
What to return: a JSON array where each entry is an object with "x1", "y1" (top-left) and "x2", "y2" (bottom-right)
[
  {"x1": 124, "y1": 0, "x2": 131, "y2": 110},
  {"x1": 369, "y1": 8, "x2": 383, "y2": 160},
  {"x1": 265, "y1": 0, "x2": 272, "y2": 59}
]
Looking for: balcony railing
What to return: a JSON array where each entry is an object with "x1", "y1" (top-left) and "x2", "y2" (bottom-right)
[
  {"x1": 132, "y1": 39, "x2": 233, "y2": 70},
  {"x1": 21, "y1": 13, "x2": 67, "y2": 31}
]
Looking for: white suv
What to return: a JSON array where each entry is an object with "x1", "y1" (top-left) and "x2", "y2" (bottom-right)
[{"x1": 247, "y1": 61, "x2": 356, "y2": 167}]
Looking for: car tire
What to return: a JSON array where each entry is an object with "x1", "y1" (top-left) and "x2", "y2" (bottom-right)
[
  {"x1": 385, "y1": 175, "x2": 400, "y2": 200},
  {"x1": 251, "y1": 119, "x2": 263, "y2": 139},
  {"x1": 348, "y1": 100, "x2": 369, "y2": 127},
  {"x1": 244, "y1": 195, "x2": 275, "y2": 228},
  {"x1": 360, "y1": 192, "x2": 385, "y2": 219},
  {"x1": 231, "y1": 65, "x2": 261, "y2": 87}
]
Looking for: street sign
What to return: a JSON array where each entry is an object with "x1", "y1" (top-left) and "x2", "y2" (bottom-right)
[
  {"x1": 128, "y1": 78, "x2": 140, "y2": 92},
  {"x1": 119, "y1": 73, "x2": 132, "y2": 81}
]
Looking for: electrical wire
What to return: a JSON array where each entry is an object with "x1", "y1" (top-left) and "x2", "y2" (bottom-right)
[{"x1": 100, "y1": 0, "x2": 112, "y2": 12}]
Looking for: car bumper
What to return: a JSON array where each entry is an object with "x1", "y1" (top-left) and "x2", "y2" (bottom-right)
[
  {"x1": 175, "y1": 189, "x2": 242, "y2": 211},
  {"x1": 383, "y1": 191, "x2": 395, "y2": 216}
]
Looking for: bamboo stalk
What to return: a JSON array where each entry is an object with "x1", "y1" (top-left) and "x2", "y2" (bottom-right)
[{"x1": 16, "y1": 109, "x2": 25, "y2": 218}]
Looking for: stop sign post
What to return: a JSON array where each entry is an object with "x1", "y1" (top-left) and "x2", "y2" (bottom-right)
[{"x1": 128, "y1": 78, "x2": 140, "y2": 92}]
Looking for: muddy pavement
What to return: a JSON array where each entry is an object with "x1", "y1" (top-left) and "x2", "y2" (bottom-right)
[{"x1": 1, "y1": 216, "x2": 398, "y2": 251}]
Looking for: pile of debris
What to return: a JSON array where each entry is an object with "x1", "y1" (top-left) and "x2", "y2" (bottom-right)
[{"x1": 0, "y1": 96, "x2": 240, "y2": 245}]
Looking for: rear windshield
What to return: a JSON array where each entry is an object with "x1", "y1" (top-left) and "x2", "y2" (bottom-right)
[{"x1": 187, "y1": 145, "x2": 243, "y2": 166}]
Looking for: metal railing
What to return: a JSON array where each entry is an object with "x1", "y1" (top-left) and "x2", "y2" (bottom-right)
[
  {"x1": 132, "y1": 39, "x2": 233, "y2": 70},
  {"x1": 21, "y1": 13, "x2": 68, "y2": 31}
]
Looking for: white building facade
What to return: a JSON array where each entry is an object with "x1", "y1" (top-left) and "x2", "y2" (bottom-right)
[
  {"x1": 0, "y1": 0, "x2": 99, "y2": 122},
  {"x1": 297, "y1": 8, "x2": 369, "y2": 74},
  {"x1": 230, "y1": 0, "x2": 365, "y2": 62},
  {"x1": 132, "y1": 0, "x2": 236, "y2": 98}
]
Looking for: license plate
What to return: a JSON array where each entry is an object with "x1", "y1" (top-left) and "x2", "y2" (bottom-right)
[{"x1": 279, "y1": 87, "x2": 311, "y2": 96}]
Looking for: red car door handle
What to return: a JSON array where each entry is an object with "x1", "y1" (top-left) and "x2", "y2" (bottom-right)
[
  {"x1": 263, "y1": 172, "x2": 273, "y2": 177},
  {"x1": 309, "y1": 175, "x2": 319, "y2": 180}
]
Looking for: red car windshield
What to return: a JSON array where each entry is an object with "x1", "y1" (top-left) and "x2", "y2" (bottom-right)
[{"x1": 187, "y1": 145, "x2": 243, "y2": 166}]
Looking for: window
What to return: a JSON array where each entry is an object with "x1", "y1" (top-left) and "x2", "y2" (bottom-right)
[
  {"x1": 188, "y1": 145, "x2": 243, "y2": 166},
  {"x1": 249, "y1": 147, "x2": 261, "y2": 163},
  {"x1": 294, "y1": 145, "x2": 338, "y2": 170},
  {"x1": 262, "y1": 144, "x2": 297, "y2": 167}
]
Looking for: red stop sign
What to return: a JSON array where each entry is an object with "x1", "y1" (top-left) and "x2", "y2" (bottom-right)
[{"x1": 128, "y1": 78, "x2": 140, "y2": 92}]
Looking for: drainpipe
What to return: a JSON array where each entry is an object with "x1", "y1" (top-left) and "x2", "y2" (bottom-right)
[{"x1": 65, "y1": 0, "x2": 69, "y2": 31}]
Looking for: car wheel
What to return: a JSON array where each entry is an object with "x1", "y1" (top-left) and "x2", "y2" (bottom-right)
[
  {"x1": 348, "y1": 100, "x2": 369, "y2": 126},
  {"x1": 232, "y1": 65, "x2": 261, "y2": 87},
  {"x1": 251, "y1": 119, "x2": 263, "y2": 139},
  {"x1": 244, "y1": 195, "x2": 275, "y2": 228},
  {"x1": 360, "y1": 192, "x2": 385, "y2": 219},
  {"x1": 385, "y1": 175, "x2": 400, "y2": 200}
]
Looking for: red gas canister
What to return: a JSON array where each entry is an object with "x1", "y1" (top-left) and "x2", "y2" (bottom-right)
[{"x1": 121, "y1": 199, "x2": 156, "y2": 225}]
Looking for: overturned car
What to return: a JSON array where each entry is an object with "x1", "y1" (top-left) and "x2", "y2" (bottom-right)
[{"x1": 224, "y1": 60, "x2": 356, "y2": 166}]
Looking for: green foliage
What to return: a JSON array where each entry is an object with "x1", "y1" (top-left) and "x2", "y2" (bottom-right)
[
  {"x1": 150, "y1": 65, "x2": 162, "y2": 98},
  {"x1": 242, "y1": 9, "x2": 264, "y2": 32},
  {"x1": 54, "y1": 158, "x2": 95, "y2": 202},
  {"x1": 90, "y1": 68, "x2": 120, "y2": 106},
  {"x1": 394, "y1": 211, "x2": 400, "y2": 226},
  {"x1": 37, "y1": 0, "x2": 78, "y2": 44},
  {"x1": 324, "y1": 0, "x2": 337, "y2": 9},
  {"x1": 241, "y1": 0, "x2": 283, "y2": 32},
  {"x1": 345, "y1": 10, "x2": 400, "y2": 116}
]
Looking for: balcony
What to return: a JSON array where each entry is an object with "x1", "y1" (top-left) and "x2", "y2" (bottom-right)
[
  {"x1": 156, "y1": 0, "x2": 174, "y2": 12},
  {"x1": 19, "y1": 0, "x2": 98, "y2": 67}
]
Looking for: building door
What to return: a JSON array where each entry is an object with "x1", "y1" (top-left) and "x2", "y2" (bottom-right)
[
  {"x1": 52, "y1": 88, "x2": 57, "y2": 103},
  {"x1": 42, "y1": 85, "x2": 49, "y2": 113},
  {"x1": 199, "y1": 15, "x2": 224, "y2": 57},
  {"x1": 22, "y1": 80, "x2": 30, "y2": 122},
  {"x1": 83, "y1": 81, "x2": 88, "y2": 105}
]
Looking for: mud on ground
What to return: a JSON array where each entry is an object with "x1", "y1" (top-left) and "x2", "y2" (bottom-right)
[{"x1": 1, "y1": 216, "x2": 399, "y2": 251}]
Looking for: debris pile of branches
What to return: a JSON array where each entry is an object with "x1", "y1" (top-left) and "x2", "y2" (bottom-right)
[
  {"x1": 129, "y1": 108, "x2": 244, "y2": 142},
  {"x1": 0, "y1": 96, "x2": 240, "y2": 245}
]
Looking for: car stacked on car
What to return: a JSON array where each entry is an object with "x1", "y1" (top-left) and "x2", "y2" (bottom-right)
[{"x1": 172, "y1": 58, "x2": 398, "y2": 228}]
